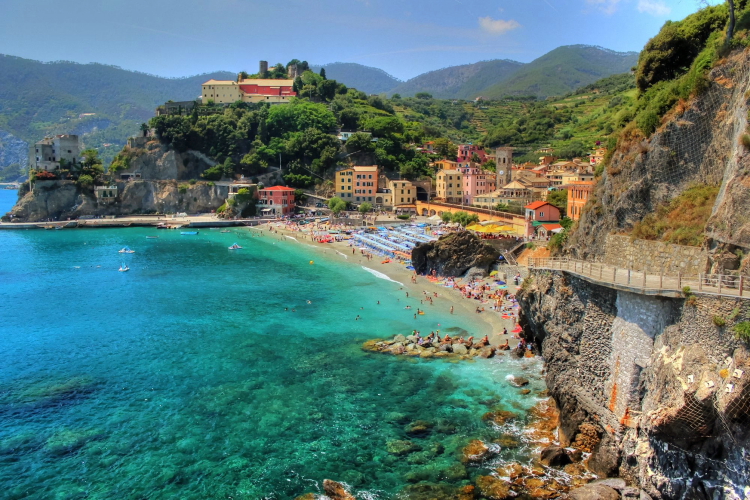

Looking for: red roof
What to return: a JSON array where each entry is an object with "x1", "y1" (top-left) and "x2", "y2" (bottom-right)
[
  {"x1": 525, "y1": 201, "x2": 553, "y2": 210},
  {"x1": 262, "y1": 186, "x2": 296, "y2": 191},
  {"x1": 540, "y1": 223, "x2": 563, "y2": 231}
]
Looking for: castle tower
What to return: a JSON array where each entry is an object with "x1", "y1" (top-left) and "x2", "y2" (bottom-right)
[
  {"x1": 287, "y1": 64, "x2": 300, "y2": 79},
  {"x1": 495, "y1": 147, "x2": 513, "y2": 188},
  {"x1": 259, "y1": 60, "x2": 268, "y2": 76}
]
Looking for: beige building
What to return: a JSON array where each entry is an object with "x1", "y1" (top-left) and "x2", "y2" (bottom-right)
[
  {"x1": 436, "y1": 169, "x2": 463, "y2": 204},
  {"x1": 201, "y1": 78, "x2": 296, "y2": 104},
  {"x1": 29, "y1": 135, "x2": 80, "y2": 171},
  {"x1": 335, "y1": 166, "x2": 379, "y2": 203},
  {"x1": 388, "y1": 180, "x2": 417, "y2": 207},
  {"x1": 474, "y1": 180, "x2": 542, "y2": 208}
]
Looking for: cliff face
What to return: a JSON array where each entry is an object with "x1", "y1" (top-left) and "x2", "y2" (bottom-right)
[
  {"x1": 518, "y1": 270, "x2": 750, "y2": 499},
  {"x1": 7, "y1": 144, "x2": 230, "y2": 222},
  {"x1": 411, "y1": 231, "x2": 499, "y2": 277},
  {"x1": 567, "y1": 49, "x2": 750, "y2": 273}
]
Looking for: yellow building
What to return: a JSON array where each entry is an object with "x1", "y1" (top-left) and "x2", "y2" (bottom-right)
[
  {"x1": 201, "y1": 78, "x2": 297, "y2": 104},
  {"x1": 335, "y1": 166, "x2": 379, "y2": 203},
  {"x1": 389, "y1": 180, "x2": 416, "y2": 207},
  {"x1": 436, "y1": 169, "x2": 463, "y2": 204}
]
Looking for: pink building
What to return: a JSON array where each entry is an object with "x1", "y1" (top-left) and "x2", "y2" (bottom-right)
[
  {"x1": 457, "y1": 144, "x2": 488, "y2": 163},
  {"x1": 457, "y1": 162, "x2": 496, "y2": 205},
  {"x1": 257, "y1": 186, "x2": 296, "y2": 216}
]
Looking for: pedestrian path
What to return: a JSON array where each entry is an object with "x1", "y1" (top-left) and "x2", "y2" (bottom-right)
[{"x1": 528, "y1": 257, "x2": 750, "y2": 300}]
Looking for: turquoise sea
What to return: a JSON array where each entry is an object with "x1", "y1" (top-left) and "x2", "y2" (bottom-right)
[{"x1": 0, "y1": 189, "x2": 546, "y2": 499}]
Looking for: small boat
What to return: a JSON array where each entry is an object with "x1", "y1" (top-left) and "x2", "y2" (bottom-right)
[
  {"x1": 220, "y1": 230, "x2": 231, "y2": 233},
  {"x1": 118, "y1": 265, "x2": 130, "y2": 272},
  {"x1": 181, "y1": 231, "x2": 199, "y2": 235},
  {"x1": 146, "y1": 236, "x2": 158, "y2": 239},
  {"x1": 55, "y1": 226, "x2": 64, "y2": 230},
  {"x1": 228, "y1": 243, "x2": 242, "y2": 250},
  {"x1": 119, "y1": 247, "x2": 135, "y2": 253},
  {"x1": 156, "y1": 224, "x2": 168, "y2": 229}
]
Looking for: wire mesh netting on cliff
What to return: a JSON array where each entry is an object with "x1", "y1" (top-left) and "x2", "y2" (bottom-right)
[{"x1": 613, "y1": 54, "x2": 750, "y2": 227}]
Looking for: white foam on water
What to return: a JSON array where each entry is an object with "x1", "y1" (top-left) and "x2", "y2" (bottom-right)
[
  {"x1": 361, "y1": 266, "x2": 404, "y2": 286},
  {"x1": 336, "y1": 251, "x2": 348, "y2": 259},
  {"x1": 285, "y1": 235, "x2": 298, "y2": 242}
]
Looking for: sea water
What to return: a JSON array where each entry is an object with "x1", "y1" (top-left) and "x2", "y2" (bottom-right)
[{"x1": 0, "y1": 215, "x2": 546, "y2": 499}]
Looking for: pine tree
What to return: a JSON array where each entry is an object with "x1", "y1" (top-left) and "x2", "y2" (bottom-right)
[{"x1": 320, "y1": 67, "x2": 327, "y2": 80}]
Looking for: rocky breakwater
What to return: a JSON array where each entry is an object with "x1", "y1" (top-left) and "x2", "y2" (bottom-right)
[
  {"x1": 518, "y1": 269, "x2": 750, "y2": 499},
  {"x1": 412, "y1": 231, "x2": 499, "y2": 279},
  {"x1": 363, "y1": 334, "x2": 518, "y2": 360}
]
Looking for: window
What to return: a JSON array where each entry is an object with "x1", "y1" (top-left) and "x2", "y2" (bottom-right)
[{"x1": 539, "y1": 211, "x2": 544, "y2": 218}]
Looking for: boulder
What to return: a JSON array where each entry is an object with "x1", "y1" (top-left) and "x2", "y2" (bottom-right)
[
  {"x1": 386, "y1": 439, "x2": 420, "y2": 455},
  {"x1": 479, "y1": 347, "x2": 495, "y2": 358},
  {"x1": 419, "y1": 350, "x2": 434, "y2": 359},
  {"x1": 496, "y1": 462, "x2": 524, "y2": 480},
  {"x1": 394, "y1": 334, "x2": 407, "y2": 343},
  {"x1": 520, "y1": 389, "x2": 531, "y2": 395},
  {"x1": 462, "y1": 439, "x2": 498, "y2": 463},
  {"x1": 411, "y1": 231, "x2": 500, "y2": 277},
  {"x1": 406, "y1": 335, "x2": 418, "y2": 343},
  {"x1": 539, "y1": 445, "x2": 572, "y2": 467},
  {"x1": 508, "y1": 376, "x2": 529, "y2": 387},
  {"x1": 323, "y1": 479, "x2": 356, "y2": 500},
  {"x1": 567, "y1": 484, "x2": 621, "y2": 500},
  {"x1": 437, "y1": 463, "x2": 468, "y2": 481},
  {"x1": 452, "y1": 344, "x2": 468, "y2": 355},
  {"x1": 389, "y1": 344, "x2": 405, "y2": 355},
  {"x1": 294, "y1": 494, "x2": 317, "y2": 500},
  {"x1": 475, "y1": 475, "x2": 517, "y2": 500},
  {"x1": 592, "y1": 478, "x2": 626, "y2": 490}
]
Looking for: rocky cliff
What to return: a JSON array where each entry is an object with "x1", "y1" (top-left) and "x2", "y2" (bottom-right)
[
  {"x1": 411, "y1": 231, "x2": 499, "y2": 277},
  {"x1": 6, "y1": 143, "x2": 232, "y2": 222},
  {"x1": 567, "y1": 49, "x2": 750, "y2": 275},
  {"x1": 518, "y1": 270, "x2": 750, "y2": 499}
]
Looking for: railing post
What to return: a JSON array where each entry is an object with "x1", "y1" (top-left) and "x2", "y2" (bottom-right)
[
  {"x1": 643, "y1": 268, "x2": 647, "y2": 290},
  {"x1": 741, "y1": 276, "x2": 745, "y2": 297},
  {"x1": 660, "y1": 270, "x2": 663, "y2": 289},
  {"x1": 599, "y1": 264, "x2": 603, "y2": 280},
  {"x1": 718, "y1": 275, "x2": 722, "y2": 295},
  {"x1": 678, "y1": 272, "x2": 681, "y2": 290},
  {"x1": 613, "y1": 267, "x2": 617, "y2": 283},
  {"x1": 628, "y1": 268, "x2": 631, "y2": 285},
  {"x1": 698, "y1": 274, "x2": 702, "y2": 292}
]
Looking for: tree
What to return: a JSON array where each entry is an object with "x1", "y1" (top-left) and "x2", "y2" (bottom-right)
[
  {"x1": 345, "y1": 132, "x2": 376, "y2": 154},
  {"x1": 441, "y1": 212, "x2": 452, "y2": 223},
  {"x1": 77, "y1": 174, "x2": 93, "y2": 187},
  {"x1": 415, "y1": 92, "x2": 433, "y2": 100},
  {"x1": 237, "y1": 71, "x2": 249, "y2": 82},
  {"x1": 140, "y1": 123, "x2": 149, "y2": 137},
  {"x1": 547, "y1": 189, "x2": 568, "y2": 212},
  {"x1": 294, "y1": 188, "x2": 308, "y2": 204},
  {"x1": 433, "y1": 138, "x2": 458, "y2": 160},
  {"x1": 328, "y1": 196, "x2": 347, "y2": 216},
  {"x1": 319, "y1": 67, "x2": 327, "y2": 79},
  {"x1": 358, "y1": 202, "x2": 372, "y2": 214},
  {"x1": 494, "y1": 203, "x2": 510, "y2": 212}
]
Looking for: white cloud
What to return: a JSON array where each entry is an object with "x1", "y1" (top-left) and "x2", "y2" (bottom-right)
[
  {"x1": 637, "y1": 0, "x2": 671, "y2": 16},
  {"x1": 584, "y1": 0, "x2": 623, "y2": 15},
  {"x1": 478, "y1": 16, "x2": 520, "y2": 35}
]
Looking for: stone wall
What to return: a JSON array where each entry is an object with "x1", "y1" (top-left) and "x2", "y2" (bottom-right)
[
  {"x1": 602, "y1": 234, "x2": 707, "y2": 275},
  {"x1": 518, "y1": 270, "x2": 750, "y2": 498}
]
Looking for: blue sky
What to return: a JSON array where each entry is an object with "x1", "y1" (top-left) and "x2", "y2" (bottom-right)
[{"x1": 0, "y1": 0, "x2": 724, "y2": 80}]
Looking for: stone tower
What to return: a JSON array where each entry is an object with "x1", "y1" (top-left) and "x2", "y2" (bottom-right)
[
  {"x1": 259, "y1": 60, "x2": 268, "y2": 76},
  {"x1": 287, "y1": 64, "x2": 300, "y2": 79},
  {"x1": 495, "y1": 147, "x2": 513, "y2": 188}
]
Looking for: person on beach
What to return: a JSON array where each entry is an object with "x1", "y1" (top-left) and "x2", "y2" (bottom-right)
[
  {"x1": 503, "y1": 328, "x2": 508, "y2": 336},
  {"x1": 450, "y1": 306, "x2": 454, "y2": 314}
]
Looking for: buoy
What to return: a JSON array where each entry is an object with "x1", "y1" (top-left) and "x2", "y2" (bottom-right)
[{"x1": 310, "y1": 260, "x2": 314, "y2": 265}]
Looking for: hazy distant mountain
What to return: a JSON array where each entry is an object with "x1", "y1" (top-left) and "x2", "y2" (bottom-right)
[
  {"x1": 481, "y1": 45, "x2": 639, "y2": 98},
  {"x1": 310, "y1": 62, "x2": 401, "y2": 95},
  {"x1": 387, "y1": 45, "x2": 638, "y2": 99},
  {"x1": 389, "y1": 59, "x2": 524, "y2": 99}
]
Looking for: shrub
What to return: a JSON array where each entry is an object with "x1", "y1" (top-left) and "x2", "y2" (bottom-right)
[
  {"x1": 188, "y1": 179, "x2": 197, "y2": 185},
  {"x1": 178, "y1": 184, "x2": 189, "y2": 194},
  {"x1": 741, "y1": 134, "x2": 750, "y2": 149},
  {"x1": 682, "y1": 286, "x2": 693, "y2": 296},
  {"x1": 713, "y1": 315, "x2": 726, "y2": 327},
  {"x1": 734, "y1": 321, "x2": 750, "y2": 342},
  {"x1": 77, "y1": 174, "x2": 94, "y2": 187},
  {"x1": 207, "y1": 181, "x2": 215, "y2": 187},
  {"x1": 216, "y1": 204, "x2": 227, "y2": 214},
  {"x1": 397, "y1": 214, "x2": 411, "y2": 220}
]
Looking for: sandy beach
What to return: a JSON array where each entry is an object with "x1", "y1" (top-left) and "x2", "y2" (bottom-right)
[{"x1": 246, "y1": 221, "x2": 522, "y2": 347}]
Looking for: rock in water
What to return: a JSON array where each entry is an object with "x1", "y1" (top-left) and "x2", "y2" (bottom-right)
[
  {"x1": 475, "y1": 475, "x2": 516, "y2": 499},
  {"x1": 323, "y1": 479, "x2": 355, "y2": 500},
  {"x1": 411, "y1": 231, "x2": 499, "y2": 277},
  {"x1": 386, "y1": 439, "x2": 420, "y2": 455},
  {"x1": 567, "y1": 483, "x2": 621, "y2": 500},
  {"x1": 462, "y1": 439, "x2": 498, "y2": 463},
  {"x1": 508, "y1": 376, "x2": 529, "y2": 387},
  {"x1": 452, "y1": 344, "x2": 468, "y2": 355}
]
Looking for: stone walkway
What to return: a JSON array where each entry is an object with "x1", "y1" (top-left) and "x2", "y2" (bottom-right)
[{"x1": 528, "y1": 257, "x2": 750, "y2": 300}]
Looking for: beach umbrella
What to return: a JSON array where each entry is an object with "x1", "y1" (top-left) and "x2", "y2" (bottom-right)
[{"x1": 489, "y1": 271, "x2": 498, "y2": 276}]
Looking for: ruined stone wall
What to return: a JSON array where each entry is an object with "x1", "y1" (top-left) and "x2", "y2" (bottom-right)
[
  {"x1": 518, "y1": 270, "x2": 750, "y2": 499},
  {"x1": 602, "y1": 235, "x2": 708, "y2": 276}
]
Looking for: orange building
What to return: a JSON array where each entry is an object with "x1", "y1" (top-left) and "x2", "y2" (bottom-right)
[{"x1": 565, "y1": 181, "x2": 595, "y2": 220}]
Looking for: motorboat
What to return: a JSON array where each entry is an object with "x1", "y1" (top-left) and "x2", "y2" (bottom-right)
[
  {"x1": 228, "y1": 243, "x2": 242, "y2": 250},
  {"x1": 181, "y1": 231, "x2": 199, "y2": 235},
  {"x1": 146, "y1": 236, "x2": 158, "y2": 239},
  {"x1": 119, "y1": 247, "x2": 135, "y2": 253},
  {"x1": 118, "y1": 265, "x2": 130, "y2": 272},
  {"x1": 156, "y1": 223, "x2": 168, "y2": 229},
  {"x1": 220, "y1": 230, "x2": 231, "y2": 233}
]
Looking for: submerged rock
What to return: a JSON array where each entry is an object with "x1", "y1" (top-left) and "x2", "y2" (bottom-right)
[
  {"x1": 507, "y1": 376, "x2": 529, "y2": 387},
  {"x1": 322, "y1": 479, "x2": 355, "y2": 500},
  {"x1": 386, "y1": 439, "x2": 420, "y2": 455},
  {"x1": 475, "y1": 475, "x2": 517, "y2": 499},
  {"x1": 482, "y1": 410, "x2": 518, "y2": 426},
  {"x1": 567, "y1": 483, "x2": 621, "y2": 500},
  {"x1": 404, "y1": 420, "x2": 433, "y2": 436}
]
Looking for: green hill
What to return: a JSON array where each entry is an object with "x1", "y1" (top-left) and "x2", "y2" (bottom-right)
[
  {"x1": 0, "y1": 53, "x2": 233, "y2": 165},
  {"x1": 389, "y1": 59, "x2": 524, "y2": 99},
  {"x1": 482, "y1": 45, "x2": 638, "y2": 98},
  {"x1": 310, "y1": 62, "x2": 401, "y2": 94}
]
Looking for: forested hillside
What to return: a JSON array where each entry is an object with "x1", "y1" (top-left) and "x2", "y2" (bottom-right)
[{"x1": 310, "y1": 63, "x2": 401, "y2": 95}]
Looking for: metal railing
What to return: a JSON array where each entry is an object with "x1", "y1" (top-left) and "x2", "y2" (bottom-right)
[{"x1": 528, "y1": 257, "x2": 750, "y2": 299}]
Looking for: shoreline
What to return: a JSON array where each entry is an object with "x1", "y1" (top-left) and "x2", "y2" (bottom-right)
[{"x1": 247, "y1": 222, "x2": 521, "y2": 346}]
